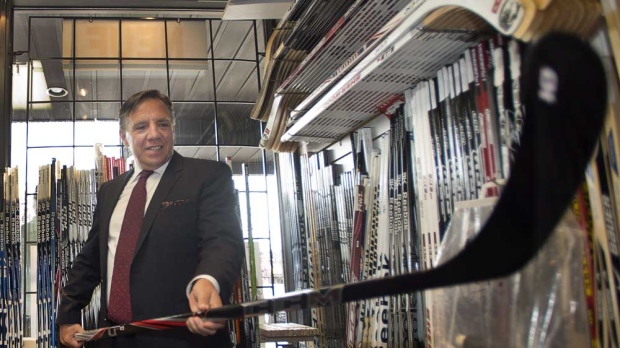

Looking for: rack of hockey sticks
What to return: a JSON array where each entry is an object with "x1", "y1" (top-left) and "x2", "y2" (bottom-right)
[
  {"x1": 36, "y1": 165, "x2": 99, "y2": 348},
  {"x1": 337, "y1": 29, "x2": 527, "y2": 347},
  {"x1": 280, "y1": 0, "x2": 601, "y2": 145},
  {"x1": 582, "y1": 29, "x2": 620, "y2": 347},
  {"x1": 34, "y1": 150, "x2": 126, "y2": 348},
  {"x1": 36, "y1": 161, "x2": 59, "y2": 348},
  {"x1": 1, "y1": 167, "x2": 22, "y2": 348},
  {"x1": 252, "y1": 0, "x2": 358, "y2": 152},
  {"x1": 299, "y1": 154, "x2": 352, "y2": 346},
  {"x1": 77, "y1": 32, "x2": 607, "y2": 343},
  {"x1": 257, "y1": 0, "x2": 414, "y2": 150}
]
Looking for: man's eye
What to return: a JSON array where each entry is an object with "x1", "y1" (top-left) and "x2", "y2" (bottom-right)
[
  {"x1": 135, "y1": 124, "x2": 146, "y2": 130},
  {"x1": 159, "y1": 122, "x2": 170, "y2": 128}
]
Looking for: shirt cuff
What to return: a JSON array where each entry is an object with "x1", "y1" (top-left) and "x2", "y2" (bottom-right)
[{"x1": 186, "y1": 275, "x2": 221, "y2": 298}]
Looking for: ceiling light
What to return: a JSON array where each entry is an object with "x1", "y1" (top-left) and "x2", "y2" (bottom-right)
[
  {"x1": 80, "y1": 88, "x2": 87, "y2": 97},
  {"x1": 46, "y1": 87, "x2": 68, "y2": 97}
]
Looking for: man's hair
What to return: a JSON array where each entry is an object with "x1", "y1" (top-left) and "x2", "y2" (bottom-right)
[{"x1": 119, "y1": 89, "x2": 174, "y2": 130}]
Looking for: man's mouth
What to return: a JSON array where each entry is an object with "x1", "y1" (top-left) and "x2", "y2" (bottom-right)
[{"x1": 146, "y1": 146, "x2": 163, "y2": 151}]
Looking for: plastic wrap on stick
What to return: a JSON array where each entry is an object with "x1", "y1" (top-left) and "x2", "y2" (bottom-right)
[{"x1": 432, "y1": 198, "x2": 589, "y2": 348}]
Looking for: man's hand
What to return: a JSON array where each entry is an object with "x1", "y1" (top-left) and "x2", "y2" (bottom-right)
[
  {"x1": 59, "y1": 323, "x2": 85, "y2": 348},
  {"x1": 186, "y1": 278, "x2": 226, "y2": 336}
]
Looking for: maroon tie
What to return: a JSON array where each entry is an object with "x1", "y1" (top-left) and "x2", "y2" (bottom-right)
[{"x1": 108, "y1": 170, "x2": 154, "y2": 323}]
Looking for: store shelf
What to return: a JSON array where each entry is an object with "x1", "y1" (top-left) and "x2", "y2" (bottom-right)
[
  {"x1": 275, "y1": 0, "x2": 411, "y2": 96},
  {"x1": 280, "y1": 0, "x2": 527, "y2": 144}
]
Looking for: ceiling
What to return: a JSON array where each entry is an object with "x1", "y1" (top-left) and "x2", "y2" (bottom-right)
[
  {"x1": 11, "y1": 1, "x2": 274, "y2": 166},
  {"x1": 13, "y1": 0, "x2": 229, "y2": 11}
]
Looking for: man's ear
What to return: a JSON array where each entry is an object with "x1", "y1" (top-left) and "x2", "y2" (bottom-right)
[{"x1": 119, "y1": 129, "x2": 129, "y2": 147}]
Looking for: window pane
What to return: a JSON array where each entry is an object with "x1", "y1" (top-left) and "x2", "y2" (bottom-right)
[
  {"x1": 14, "y1": 13, "x2": 28, "y2": 54},
  {"x1": 173, "y1": 103, "x2": 216, "y2": 145},
  {"x1": 13, "y1": 63, "x2": 28, "y2": 121},
  {"x1": 74, "y1": 145, "x2": 123, "y2": 171},
  {"x1": 211, "y1": 20, "x2": 253, "y2": 59},
  {"x1": 256, "y1": 21, "x2": 265, "y2": 54},
  {"x1": 27, "y1": 121, "x2": 73, "y2": 146},
  {"x1": 244, "y1": 240, "x2": 272, "y2": 293},
  {"x1": 219, "y1": 146, "x2": 264, "y2": 175},
  {"x1": 11, "y1": 123, "x2": 27, "y2": 194},
  {"x1": 172, "y1": 146, "x2": 193, "y2": 157},
  {"x1": 169, "y1": 60, "x2": 214, "y2": 101},
  {"x1": 236, "y1": 191, "x2": 270, "y2": 239},
  {"x1": 214, "y1": 60, "x2": 259, "y2": 102},
  {"x1": 30, "y1": 17, "x2": 72, "y2": 58},
  {"x1": 229, "y1": 160, "x2": 266, "y2": 178},
  {"x1": 122, "y1": 60, "x2": 167, "y2": 99},
  {"x1": 25, "y1": 293, "x2": 37, "y2": 338},
  {"x1": 267, "y1": 173, "x2": 283, "y2": 297},
  {"x1": 25, "y1": 195, "x2": 37, "y2": 242},
  {"x1": 122, "y1": 21, "x2": 166, "y2": 58},
  {"x1": 256, "y1": 239, "x2": 274, "y2": 287},
  {"x1": 234, "y1": 23, "x2": 258, "y2": 61},
  {"x1": 25, "y1": 243, "x2": 37, "y2": 291},
  {"x1": 76, "y1": 60, "x2": 120, "y2": 101},
  {"x1": 75, "y1": 19, "x2": 119, "y2": 58},
  {"x1": 28, "y1": 102, "x2": 73, "y2": 122},
  {"x1": 248, "y1": 173, "x2": 267, "y2": 192},
  {"x1": 189, "y1": 146, "x2": 218, "y2": 160},
  {"x1": 12, "y1": 108, "x2": 27, "y2": 123},
  {"x1": 249, "y1": 192, "x2": 269, "y2": 238},
  {"x1": 26, "y1": 147, "x2": 74, "y2": 194},
  {"x1": 74, "y1": 119, "x2": 120, "y2": 146},
  {"x1": 217, "y1": 103, "x2": 261, "y2": 146},
  {"x1": 75, "y1": 102, "x2": 121, "y2": 122},
  {"x1": 166, "y1": 20, "x2": 209, "y2": 59},
  {"x1": 31, "y1": 60, "x2": 73, "y2": 102},
  {"x1": 267, "y1": 174, "x2": 281, "y2": 247},
  {"x1": 258, "y1": 56, "x2": 265, "y2": 89}
]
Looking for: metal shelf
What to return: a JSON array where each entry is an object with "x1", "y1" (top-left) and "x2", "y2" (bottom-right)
[{"x1": 280, "y1": 0, "x2": 527, "y2": 144}]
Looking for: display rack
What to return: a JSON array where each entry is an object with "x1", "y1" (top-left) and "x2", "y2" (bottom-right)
[
  {"x1": 280, "y1": 0, "x2": 529, "y2": 144},
  {"x1": 264, "y1": 1, "x2": 609, "y2": 346}
]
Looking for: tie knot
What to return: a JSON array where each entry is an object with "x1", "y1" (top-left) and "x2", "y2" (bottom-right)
[{"x1": 139, "y1": 170, "x2": 154, "y2": 179}]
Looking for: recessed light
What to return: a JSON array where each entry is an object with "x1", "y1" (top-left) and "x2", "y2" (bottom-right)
[
  {"x1": 80, "y1": 88, "x2": 87, "y2": 97},
  {"x1": 46, "y1": 87, "x2": 68, "y2": 97}
]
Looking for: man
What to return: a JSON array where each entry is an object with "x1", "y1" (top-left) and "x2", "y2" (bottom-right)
[{"x1": 57, "y1": 90, "x2": 244, "y2": 348}]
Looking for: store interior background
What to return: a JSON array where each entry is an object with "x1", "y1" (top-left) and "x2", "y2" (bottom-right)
[{"x1": 6, "y1": 0, "x2": 290, "y2": 342}]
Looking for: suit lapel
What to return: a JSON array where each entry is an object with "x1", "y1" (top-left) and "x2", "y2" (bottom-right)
[
  {"x1": 133, "y1": 152, "x2": 184, "y2": 258},
  {"x1": 100, "y1": 170, "x2": 133, "y2": 288}
]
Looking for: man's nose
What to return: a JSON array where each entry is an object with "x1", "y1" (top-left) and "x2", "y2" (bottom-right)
[{"x1": 146, "y1": 123, "x2": 161, "y2": 138}]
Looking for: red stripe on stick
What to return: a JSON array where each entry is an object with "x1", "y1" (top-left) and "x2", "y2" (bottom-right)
[
  {"x1": 131, "y1": 322, "x2": 170, "y2": 330},
  {"x1": 143, "y1": 320, "x2": 188, "y2": 328}
]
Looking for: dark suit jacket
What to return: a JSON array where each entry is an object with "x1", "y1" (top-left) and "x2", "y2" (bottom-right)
[{"x1": 57, "y1": 152, "x2": 244, "y2": 348}]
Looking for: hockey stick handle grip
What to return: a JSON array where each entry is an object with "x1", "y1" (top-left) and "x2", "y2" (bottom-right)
[
  {"x1": 76, "y1": 266, "x2": 463, "y2": 342},
  {"x1": 75, "y1": 270, "x2": 449, "y2": 342}
]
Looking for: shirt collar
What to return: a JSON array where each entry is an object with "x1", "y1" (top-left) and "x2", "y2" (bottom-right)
[{"x1": 132, "y1": 158, "x2": 171, "y2": 179}]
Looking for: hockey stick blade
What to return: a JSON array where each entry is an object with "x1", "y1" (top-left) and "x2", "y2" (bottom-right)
[{"x1": 76, "y1": 32, "x2": 607, "y2": 342}]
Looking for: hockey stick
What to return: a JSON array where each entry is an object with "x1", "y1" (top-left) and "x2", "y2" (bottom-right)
[{"x1": 76, "y1": 32, "x2": 607, "y2": 342}]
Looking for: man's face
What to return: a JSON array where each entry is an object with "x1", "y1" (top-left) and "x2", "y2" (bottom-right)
[{"x1": 120, "y1": 98, "x2": 175, "y2": 171}]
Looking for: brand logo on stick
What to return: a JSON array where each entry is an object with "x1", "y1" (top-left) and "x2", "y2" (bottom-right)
[
  {"x1": 538, "y1": 66, "x2": 559, "y2": 105},
  {"x1": 498, "y1": 0, "x2": 522, "y2": 31}
]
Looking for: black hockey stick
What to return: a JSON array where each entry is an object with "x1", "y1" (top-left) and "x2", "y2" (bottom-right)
[{"x1": 76, "y1": 32, "x2": 607, "y2": 342}]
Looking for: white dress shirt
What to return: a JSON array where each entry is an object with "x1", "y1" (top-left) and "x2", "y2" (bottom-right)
[{"x1": 106, "y1": 159, "x2": 219, "y2": 305}]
